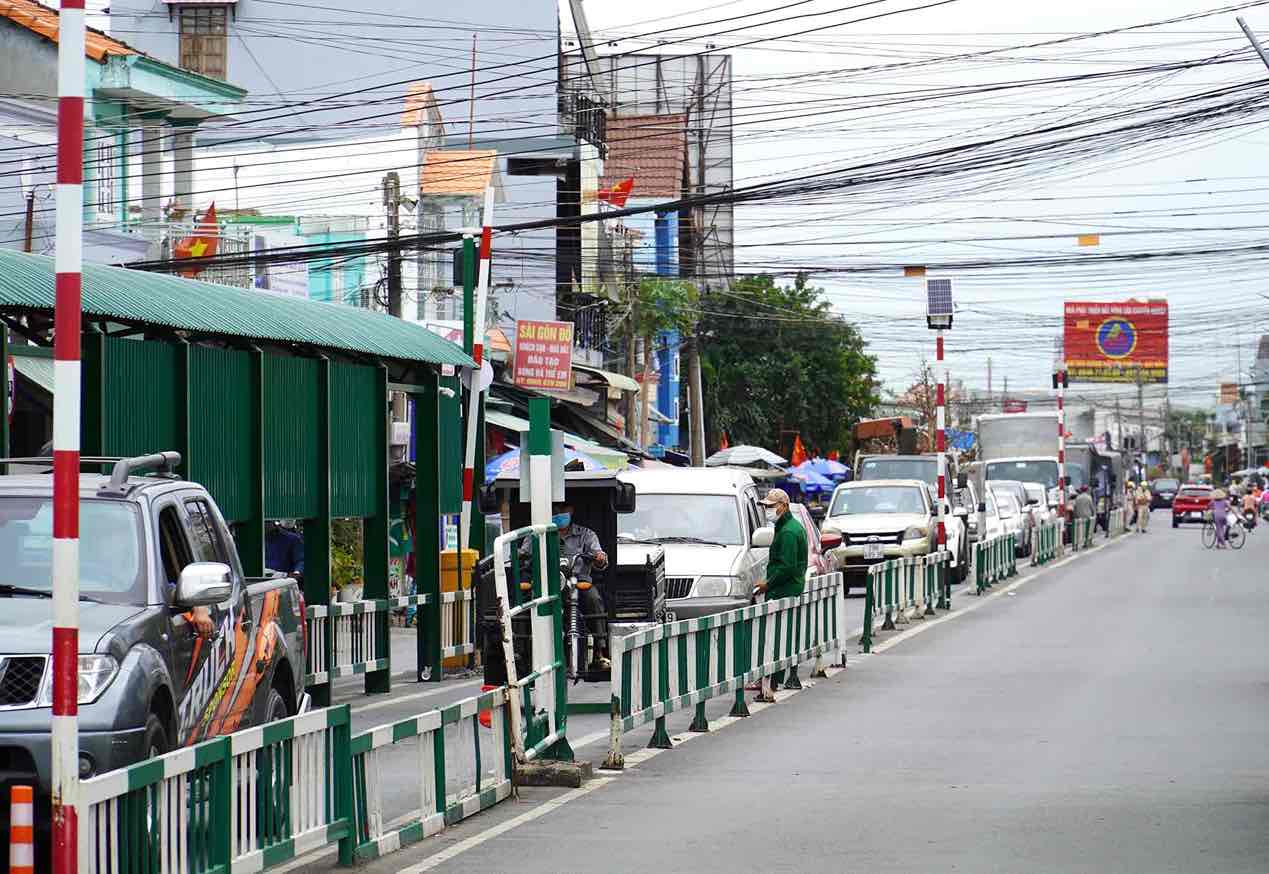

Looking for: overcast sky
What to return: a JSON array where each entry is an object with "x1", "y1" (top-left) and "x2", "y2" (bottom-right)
[{"x1": 575, "y1": 0, "x2": 1269, "y2": 407}]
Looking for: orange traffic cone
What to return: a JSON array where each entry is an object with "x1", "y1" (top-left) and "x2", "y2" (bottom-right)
[{"x1": 9, "y1": 785, "x2": 34, "y2": 874}]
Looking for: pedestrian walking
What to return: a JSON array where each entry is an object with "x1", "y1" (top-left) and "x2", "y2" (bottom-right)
[
  {"x1": 753, "y1": 488, "x2": 807, "y2": 691},
  {"x1": 1133, "y1": 481, "x2": 1152, "y2": 533}
]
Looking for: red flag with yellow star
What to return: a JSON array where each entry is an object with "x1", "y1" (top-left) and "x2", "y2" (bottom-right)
[
  {"x1": 174, "y1": 202, "x2": 219, "y2": 277},
  {"x1": 790, "y1": 435, "x2": 808, "y2": 467}
]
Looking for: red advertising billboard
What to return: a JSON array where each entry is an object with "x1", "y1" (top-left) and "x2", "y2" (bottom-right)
[
  {"x1": 1063, "y1": 299, "x2": 1168, "y2": 384},
  {"x1": 512, "y1": 320, "x2": 574, "y2": 391}
]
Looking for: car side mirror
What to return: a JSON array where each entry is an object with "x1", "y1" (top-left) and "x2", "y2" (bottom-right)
[
  {"x1": 751, "y1": 526, "x2": 775, "y2": 548},
  {"x1": 820, "y1": 526, "x2": 843, "y2": 550},
  {"x1": 477, "y1": 486, "x2": 500, "y2": 515},
  {"x1": 613, "y1": 481, "x2": 637, "y2": 514},
  {"x1": 175, "y1": 562, "x2": 232, "y2": 607}
]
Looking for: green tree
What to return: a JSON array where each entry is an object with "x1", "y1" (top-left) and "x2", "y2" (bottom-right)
[
  {"x1": 699, "y1": 274, "x2": 879, "y2": 456},
  {"x1": 631, "y1": 277, "x2": 699, "y2": 447}
]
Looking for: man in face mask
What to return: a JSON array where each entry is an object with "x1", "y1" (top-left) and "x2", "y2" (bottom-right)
[
  {"x1": 753, "y1": 488, "x2": 808, "y2": 690},
  {"x1": 534, "y1": 502, "x2": 610, "y2": 669}
]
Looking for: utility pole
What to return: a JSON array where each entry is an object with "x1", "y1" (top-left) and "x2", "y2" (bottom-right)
[
  {"x1": 687, "y1": 335, "x2": 706, "y2": 465},
  {"x1": 1136, "y1": 372, "x2": 1146, "y2": 479},
  {"x1": 986, "y1": 356, "x2": 992, "y2": 408},
  {"x1": 1164, "y1": 392, "x2": 1173, "y2": 477},
  {"x1": 383, "y1": 172, "x2": 405, "y2": 423},
  {"x1": 23, "y1": 189, "x2": 35, "y2": 253},
  {"x1": 1116, "y1": 394, "x2": 1124, "y2": 458}
]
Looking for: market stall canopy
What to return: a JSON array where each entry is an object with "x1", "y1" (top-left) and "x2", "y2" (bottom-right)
[
  {"x1": 483, "y1": 410, "x2": 628, "y2": 470},
  {"x1": 783, "y1": 468, "x2": 835, "y2": 495},
  {"x1": 485, "y1": 445, "x2": 606, "y2": 484},
  {"x1": 705, "y1": 445, "x2": 788, "y2": 468},
  {"x1": 573, "y1": 364, "x2": 639, "y2": 395}
]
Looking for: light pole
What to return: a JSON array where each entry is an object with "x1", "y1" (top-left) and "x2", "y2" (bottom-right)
[{"x1": 927, "y1": 279, "x2": 953, "y2": 610}]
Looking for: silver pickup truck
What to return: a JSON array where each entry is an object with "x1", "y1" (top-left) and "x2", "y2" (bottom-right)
[{"x1": 0, "y1": 453, "x2": 306, "y2": 822}]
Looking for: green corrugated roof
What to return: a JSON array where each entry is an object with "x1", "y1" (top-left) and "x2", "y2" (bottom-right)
[
  {"x1": 13, "y1": 355, "x2": 55, "y2": 395},
  {"x1": 0, "y1": 249, "x2": 474, "y2": 368}
]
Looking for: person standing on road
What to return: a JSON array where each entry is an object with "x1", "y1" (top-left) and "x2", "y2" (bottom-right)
[
  {"x1": 1073, "y1": 486, "x2": 1095, "y2": 543},
  {"x1": 754, "y1": 488, "x2": 807, "y2": 689},
  {"x1": 1133, "y1": 482, "x2": 1152, "y2": 533}
]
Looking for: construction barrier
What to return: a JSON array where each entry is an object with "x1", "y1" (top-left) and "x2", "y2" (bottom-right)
[
  {"x1": 602, "y1": 572, "x2": 848, "y2": 770},
  {"x1": 1071, "y1": 517, "x2": 1096, "y2": 551},
  {"x1": 1031, "y1": 520, "x2": 1060, "y2": 566},
  {"x1": 305, "y1": 591, "x2": 476, "y2": 688},
  {"x1": 79, "y1": 707, "x2": 354, "y2": 873},
  {"x1": 349, "y1": 686, "x2": 513, "y2": 863},
  {"x1": 860, "y1": 552, "x2": 949, "y2": 652},
  {"x1": 974, "y1": 532, "x2": 1017, "y2": 595},
  {"x1": 492, "y1": 523, "x2": 572, "y2": 763}
]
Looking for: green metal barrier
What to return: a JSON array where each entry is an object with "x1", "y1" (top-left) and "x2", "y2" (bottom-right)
[
  {"x1": 861, "y1": 552, "x2": 950, "y2": 652},
  {"x1": 1031, "y1": 520, "x2": 1060, "y2": 566},
  {"x1": 79, "y1": 707, "x2": 354, "y2": 873},
  {"x1": 602, "y1": 572, "x2": 848, "y2": 770},
  {"x1": 349, "y1": 686, "x2": 513, "y2": 863},
  {"x1": 974, "y1": 532, "x2": 1017, "y2": 595},
  {"x1": 1072, "y1": 517, "x2": 1096, "y2": 551}
]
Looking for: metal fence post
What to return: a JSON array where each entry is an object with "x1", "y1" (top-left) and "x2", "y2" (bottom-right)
[{"x1": 861, "y1": 568, "x2": 875, "y2": 652}]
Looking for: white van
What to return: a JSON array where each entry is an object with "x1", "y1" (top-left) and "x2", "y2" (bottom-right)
[{"x1": 617, "y1": 467, "x2": 770, "y2": 619}]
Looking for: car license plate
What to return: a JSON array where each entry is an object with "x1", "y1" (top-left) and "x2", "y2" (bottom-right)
[
  {"x1": 863, "y1": 544, "x2": 884, "y2": 560},
  {"x1": 1189, "y1": 511, "x2": 1199, "y2": 518}
]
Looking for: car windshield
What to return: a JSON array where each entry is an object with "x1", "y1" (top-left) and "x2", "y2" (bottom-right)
[
  {"x1": 0, "y1": 498, "x2": 146, "y2": 605},
  {"x1": 985, "y1": 460, "x2": 1059, "y2": 488},
  {"x1": 1153, "y1": 479, "x2": 1180, "y2": 492},
  {"x1": 858, "y1": 458, "x2": 937, "y2": 486},
  {"x1": 829, "y1": 486, "x2": 927, "y2": 516},
  {"x1": 618, "y1": 494, "x2": 744, "y2": 546}
]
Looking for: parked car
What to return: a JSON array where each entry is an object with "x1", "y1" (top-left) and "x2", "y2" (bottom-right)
[
  {"x1": 821, "y1": 479, "x2": 968, "y2": 591},
  {"x1": 0, "y1": 453, "x2": 306, "y2": 824},
  {"x1": 788, "y1": 502, "x2": 832, "y2": 582},
  {"x1": 992, "y1": 492, "x2": 1027, "y2": 550},
  {"x1": 987, "y1": 480, "x2": 1036, "y2": 557},
  {"x1": 617, "y1": 467, "x2": 769, "y2": 619},
  {"x1": 1022, "y1": 482, "x2": 1054, "y2": 525},
  {"x1": 1150, "y1": 478, "x2": 1181, "y2": 510},
  {"x1": 1171, "y1": 485, "x2": 1214, "y2": 527}
]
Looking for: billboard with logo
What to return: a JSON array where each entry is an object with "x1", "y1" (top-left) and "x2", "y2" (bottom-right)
[{"x1": 1063, "y1": 300, "x2": 1168, "y2": 383}]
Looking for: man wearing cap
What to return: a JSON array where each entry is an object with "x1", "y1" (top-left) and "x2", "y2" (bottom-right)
[{"x1": 754, "y1": 488, "x2": 808, "y2": 688}]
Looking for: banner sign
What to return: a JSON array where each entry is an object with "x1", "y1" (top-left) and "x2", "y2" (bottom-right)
[
  {"x1": 1063, "y1": 300, "x2": 1168, "y2": 383},
  {"x1": 1002, "y1": 399, "x2": 1028, "y2": 413},
  {"x1": 512, "y1": 320, "x2": 574, "y2": 391}
]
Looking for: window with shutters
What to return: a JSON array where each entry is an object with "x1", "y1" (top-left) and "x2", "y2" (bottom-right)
[{"x1": 179, "y1": 7, "x2": 228, "y2": 80}]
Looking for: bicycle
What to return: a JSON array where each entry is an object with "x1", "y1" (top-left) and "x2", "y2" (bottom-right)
[{"x1": 1201, "y1": 513, "x2": 1247, "y2": 550}]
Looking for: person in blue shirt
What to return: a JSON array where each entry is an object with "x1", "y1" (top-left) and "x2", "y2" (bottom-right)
[{"x1": 266, "y1": 521, "x2": 305, "y2": 580}]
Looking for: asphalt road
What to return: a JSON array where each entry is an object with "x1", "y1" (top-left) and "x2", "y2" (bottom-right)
[{"x1": 344, "y1": 515, "x2": 1269, "y2": 874}]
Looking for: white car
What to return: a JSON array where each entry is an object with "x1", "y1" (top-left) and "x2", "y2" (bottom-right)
[
  {"x1": 617, "y1": 467, "x2": 770, "y2": 620},
  {"x1": 821, "y1": 479, "x2": 969, "y2": 591},
  {"x1": 1022, "y1": 482, "x2": 1054, "y2": 526},
  {"x1": 992, "y1": 492, "x2": 1027, "y2": 548}
]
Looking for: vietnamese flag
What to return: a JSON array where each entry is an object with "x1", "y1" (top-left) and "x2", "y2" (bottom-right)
[
  {"x1": 174, "y1": 202, "x2": 219, "y2": 277},
  {"x1": 598, "y1": 177, "x2": 635, "y2": 209},
  {"x1": 790, "y1": 435, "x2": 808, "y2": 467},
  {"x1": 827, "y1": 450, "x2": 839, "y2": 461}
]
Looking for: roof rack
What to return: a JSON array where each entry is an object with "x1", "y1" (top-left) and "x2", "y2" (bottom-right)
[{"x1": 98, "y1": 452, "x2": 183, "y2": 497}]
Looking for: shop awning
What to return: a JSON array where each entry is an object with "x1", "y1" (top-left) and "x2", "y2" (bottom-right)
[
  {"x1": 484, "y1": 409, "x2": 628, "y2": 470},
  {"x1": 573, "y1": 364, "x2": 639, "y2": 394}
]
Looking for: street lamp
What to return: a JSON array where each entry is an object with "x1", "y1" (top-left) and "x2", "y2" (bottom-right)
[{"x1": 926, "y1": 279, "x2": 952, "y2": 609}]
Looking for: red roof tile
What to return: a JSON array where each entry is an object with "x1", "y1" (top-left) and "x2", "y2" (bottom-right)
[
  {"x1": 419, "y1": 150, "x2": 497, "y2": 197},
  {"x1": 600, "y1": 114, "x2": 687, "y2": 199},
  {"x1": 1, "y1": 0, "x2": 136, "y2": 62}
]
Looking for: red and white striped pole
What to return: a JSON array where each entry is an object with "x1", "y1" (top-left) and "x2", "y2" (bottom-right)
[
  {"x1": 459, "y1": 186, "x2": 495, "y2": 552},
  {"x1": 935, "y1": 331, "x2": 949, "y2": 609},
  {"x1": 1055, "y1": 370, "x2": 1067, "y2": 546},
  {"x1": 53, "y1": 1, "x2": 86, "y2": 871}
]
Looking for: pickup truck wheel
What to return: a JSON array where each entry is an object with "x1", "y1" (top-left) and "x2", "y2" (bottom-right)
[
  {"x1": 263, "y1": 686, "x2": 290, "y2": 724},
  {"x1": 143, "y1": 713, "x2": 171, "y2": 760}
]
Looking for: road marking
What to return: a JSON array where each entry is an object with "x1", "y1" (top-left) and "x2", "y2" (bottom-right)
[
  {"x1": 396, "y1": 777, "x2": 618, "y2": 873},
  {"x1": 348, "y1": 678, "x2": 485, "y2": 715}
]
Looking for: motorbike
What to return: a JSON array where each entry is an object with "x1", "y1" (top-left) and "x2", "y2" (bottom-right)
[{"x1": 561, "y1": 552, "x2": 607, "y2": 682}]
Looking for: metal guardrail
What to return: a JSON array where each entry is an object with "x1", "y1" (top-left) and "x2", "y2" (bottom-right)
[
  {"x1": 860, "y1": 552, "x2": 949, "y2": 652},
  {"x1": 305, "y1": 590, "x2": 476, "y2": 687},
  {"x1": 602, "y1": 571, "x2": 848, "y2": 770},
  {"x1": 349, "y1": 686, "x2": 513, "y2": 863},
  {"x1": 492, "y1": 524, "x2": 571, "y2": 764},
  {"x1": 1032, "y1": 521, "x2": 1060, "y2": 566},
  {"x1": 974, "y1": 532, "x2": 1017, "y2": 595},
  {"x1": 79, "y1": 707, "x2": 354, "y2": 873},
  {"x1": 1071, "y1": 517, "x2": 1096, "y2": 551}
]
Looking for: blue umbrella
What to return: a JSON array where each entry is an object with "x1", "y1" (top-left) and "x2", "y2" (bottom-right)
[
  {"x1": 784, "y1": 468, "x2": 835, "y2": 495},
  {"x1": 484, "y1": 445, "x2": 605, "y2": 483},
  {"x1": 796, "y1": 458, "x2": 850, "y2": 480}
]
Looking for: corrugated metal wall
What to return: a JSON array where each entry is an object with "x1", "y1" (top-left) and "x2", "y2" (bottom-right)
[
  {"x1": 330, "y1": 361, "x2": 382, "y2": 518},
  {"x1": 102, "y1": 337, "x2": 179, "y2": 459},
  {"x1": 263, "y1": 355, "x2": 322, "y2": 520},
  {"x1": 188, "y1": 346, "x2": 255, "y2": 523}
]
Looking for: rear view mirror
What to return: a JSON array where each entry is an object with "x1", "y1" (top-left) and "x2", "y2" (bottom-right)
[
  {"x1": 752, "y1": 526, "x2": 775, "y2": 548},
  {"x1": 175, "y1": 562, "x2": 232, "y2": 607},
  {"x1": 820, "y1": 526, "x2": 843, "y2": 550},
  {"x1": 612, "y1": 481, "x2": 637, "y2": 514},
  {"x1": 477, "y1": 486, "x2": 500, "y2": 515}
]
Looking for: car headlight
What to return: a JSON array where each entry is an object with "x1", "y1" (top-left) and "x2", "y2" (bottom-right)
[
  {"x1": 903, "y1": 526, "x2": 928, "y2": 541},
  {"x1": 38, "y1": 655, "x2": 119, "y2": 706},
  {"x1": 694, "y1": 576, "x2": 740, "y2": 597}
]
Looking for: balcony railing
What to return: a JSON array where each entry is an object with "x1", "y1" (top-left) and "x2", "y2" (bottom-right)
[{"x1": 559, "y1": 89, "x2": 608, "y2": 158}]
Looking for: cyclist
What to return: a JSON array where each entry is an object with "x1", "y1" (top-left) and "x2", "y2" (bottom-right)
[{"x1": 1211, "y1": 488, "x2": 1230, "y2": 549}]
